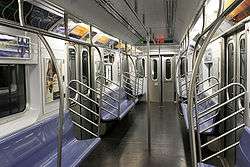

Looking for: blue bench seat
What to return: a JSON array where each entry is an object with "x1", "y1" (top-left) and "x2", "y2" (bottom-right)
[
  {"x1": 0, "y1": 112, "x2": 101, "y2": 167},
  {"x1": 100, "y1": 88, "x2": 137, "y2": 122},
  {"x1": 236, "y1": 127, "x2": 250, "y2": 167},
  {"x1": 180, "y1": 98, "x2": 218, "y2": 134}
]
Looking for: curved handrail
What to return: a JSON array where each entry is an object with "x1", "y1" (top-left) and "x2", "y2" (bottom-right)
[
  {"x1": 196, "y1": 76, "x2": 219, "y2": 87},
  {"x1": 186, "y1": 0, "x2": 245, "y2": 166}
]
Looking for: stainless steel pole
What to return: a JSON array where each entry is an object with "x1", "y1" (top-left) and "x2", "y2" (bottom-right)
[
  {"x1": 146, "y1": 35, "x2": 151, "y2": 150},
  {"x1": 38, "y1": 35, "x2": 65, "y2": 167}
]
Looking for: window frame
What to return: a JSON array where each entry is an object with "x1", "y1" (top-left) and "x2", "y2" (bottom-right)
[{"x1": 0, "y1": 64, "x2": 28, "y2": 119}]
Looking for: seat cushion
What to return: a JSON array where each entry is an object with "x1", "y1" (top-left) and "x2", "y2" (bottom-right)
[
  {"x1": 0, "y1": 112, "x2": 101, "y2": 167},
  {"x1": 236, "y1": 127, "x2": 250, "y2": 167}
]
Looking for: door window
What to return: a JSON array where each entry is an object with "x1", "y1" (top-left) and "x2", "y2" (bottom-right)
[
  {"x1": 165, "y1": 59, "x2": 172, "y2": 80},
  {"x1": 81, "y1": 49, "x2": 90, "y2": 94},
  {"x1": 227, "y1": 42, "x2": 234, "y2": 98},
  {"x1": 152, "y1": 59, "x2": 158, "y2": 80}
]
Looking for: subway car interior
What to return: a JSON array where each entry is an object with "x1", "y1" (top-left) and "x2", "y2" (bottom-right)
[{"x1": 0, "y1": 0, "x2": 250, "y2": 167}]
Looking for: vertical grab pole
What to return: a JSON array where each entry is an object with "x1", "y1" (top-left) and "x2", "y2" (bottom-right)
[
  {"x1": 18, "y1": 2, "x2": 64, "y2": 167},
  {"x1": 94, "y1": 47, "x2": 103, "y2": 136},
  {"x1": 187, "y1": 1, "x2": 243, "y2": 165},
  {"x1": 146, "y1": 35, "x2": 151, "y2": 150},
  {"x1": 118, "y1": 41, "x2": 122, "y2": 118},
  {"x1": 38, "y1": 35, "x2": 65, "y2": 167},
  {"x1": 187, "y1": 15, "x2": 226, "y2": 167}
]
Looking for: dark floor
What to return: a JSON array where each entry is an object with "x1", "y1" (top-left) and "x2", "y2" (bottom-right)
[{"x1": 81, "y1": 102, "x2": 188, "y2": 167}]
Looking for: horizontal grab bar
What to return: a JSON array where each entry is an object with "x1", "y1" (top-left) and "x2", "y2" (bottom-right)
[
  {"x1": 69, "y1": 108, "x2": 99, "y2": 127},
  {"x1": 100, "y1": 106, "x2": 118, "y2": 117},
  {"x1": 198, "y1": 92, "x2": 245, "y2": 119},
  {"x1": 69, "y1": 80, "x2": 100, "y2": 94},
  {"x1": 201, "y1": 124, "x2": 244, "y2": 148},
  {"x1": 197, "y1": 83, "x2": 219, "y2": 96},
  {"x1": 69, "y1": 98, "x2": 99, "y2": 117},
  {"x1": 196, "y1": 76, "x2": 219, "y2": 87},
  {"x1": 68, "y1": 87, "x2": 99, "y2": 106},
  {"x1": 72, "y1": 121, "x2": 98, "y2": 138},
  {"x1": 202, "y1": 142, "x2": 239, "y2": 162},
  {"x1": 197, "y1": 83, "x2": 246, "y2": 105},
  {"x1": 101, "y1": 99, "x2": 119, "y2": 110},
  {"x1": 200, "y1": 108, "x2": 245, "y2": 133},
  {"x1": 96, "y1": 75, "x2": 120, "y2": 87}
]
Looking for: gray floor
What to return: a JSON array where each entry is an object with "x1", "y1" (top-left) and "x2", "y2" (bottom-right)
[{"x1": 81, "y1": 102, "x2": 188, "y2": 167}]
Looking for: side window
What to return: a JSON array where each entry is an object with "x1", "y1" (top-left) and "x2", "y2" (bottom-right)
[
  {"x1": 152, "y1": 59, "x2": 158, "y2": 80},
  {"x1": 165, "y1": 59, "x2": 172, "y2": 80},
  {"x1": 0, "y1": 64, "x2": 26, "y2": 118}
]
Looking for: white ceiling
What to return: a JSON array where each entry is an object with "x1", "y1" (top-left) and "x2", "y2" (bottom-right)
[{"x1": 47, "y1": 0, "x2": 205, "y2": 44}]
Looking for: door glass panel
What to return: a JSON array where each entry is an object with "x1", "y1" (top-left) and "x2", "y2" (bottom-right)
[
  {"x1": 227, "y1": 42, "x2": 234, "y2": 98},
  {"x1": 152, "y1": 59, "x2": 158, "y2": 80},
  {"x1": 240, "y1": 37, "x2": 246, "y2": 87},
  {"x1": 180, "y1": 57, "x2": 188, "y2": 76},
  {"x1": 69, "y1": 47, "x2": 76, "y2": 98},
  {"x1": 142, "y1": 58, "x2": 145, "y2": 77},
  {"x1": 240, "y1": 36, "x2": 246, "y2": 106},
  {"x1": 165, "y1": 59, "x2": 172, "y2": 80},
  {"x1": 81, "y1": 50, "x2": 89, "y2": 94}
]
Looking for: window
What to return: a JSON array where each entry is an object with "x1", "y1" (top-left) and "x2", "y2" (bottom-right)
[
  {"x1": 81, "y1": 50, "x2": 89, "y2": 94},
  {"x1": 152, "y1": 59, "x2": 158, "y2": 80},
  {"x1": 240, "y1": 36, "x2": 246, "y2": 106},
  {"x1": 69, "y1": 47, "x2": 76, "y2": 98},
  {"x1": 227, "y1": 43, "x2": 234, "y2": 99},
  {"x1": 104, "y1": 64, "x2": 112, "y2": 85},
  {"x1": 142, "y1": 58, "x2": 145, "y2": 77},
  {"x1": 240, "y1": 37, "x2": 246, "y2": 88},
  {"x1": 23, "y1": 1, "x2": 62, "y2": 31},
  {"x1": 165, "y1": 59, "x2": 172, "y2": 80},
  {"x1": 180, "y1": 57, "x2": 187, "y2": 76},
  {"x1": 0, "y1": 64, "x2": 26, "y2": 118},
  {"x1": 69, "y1": 47, "x2": 76, "y2": 81},
  {"x1": 136, "y1": 58, "x2": 145, "y2": 78},
  {"x1": 0, "y1": 0, "x2": 19, "y2": 22}
]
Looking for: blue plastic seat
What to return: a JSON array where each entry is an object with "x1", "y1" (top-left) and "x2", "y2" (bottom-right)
[
  {"x1": 100, "y1": 88, "x2": 137, "y2": 122},
  {"x1": 0, "y1": 112, "x2": 101, "y2": 167},
  {"x1": 236, "y1": 127, "x2": 250, "y2": 167},
  {"x1": 180, "y1": 98, "x2": 218, "y2": 134}
]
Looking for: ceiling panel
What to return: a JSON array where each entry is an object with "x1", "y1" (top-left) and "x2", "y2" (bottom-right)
[{"x1": 47, "y1": 0, "x2": 205, "y2": 44}]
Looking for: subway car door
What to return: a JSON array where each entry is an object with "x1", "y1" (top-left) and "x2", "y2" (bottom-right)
[
  {"x1": 225, "y1": 30, "x2": 246, "y2": 166},
  {"x1": 149, "y1": 55, "x2": 175, "y2": 103},
  {"x1": 162, "y1": 55, "x2": 175, "y2": 102},
  {"x1": 149, "y1": 56, "x2": 161, "y2": 102}
]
